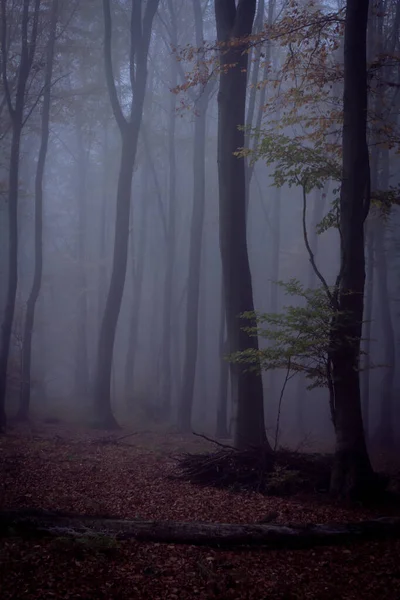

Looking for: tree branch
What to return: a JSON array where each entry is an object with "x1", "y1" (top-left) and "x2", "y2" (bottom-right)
[{"x1": 301, "y1": 184, "x2": 334, "y2": 306}]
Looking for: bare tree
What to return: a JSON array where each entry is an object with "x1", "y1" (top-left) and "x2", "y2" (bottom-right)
[
  {"x1": 178, "y1": 0, "x2": 214, "y2": 431},
  {"x1": 330, "y1": 0, "x2": 374, "y2": 496},
  {"x1": 94, "y1": 0, "x2": 160, "y2": 428},
  {"x1": 215, "y1": 0, "x2": 269, "y2": 449},
  {"x1": 0, "y1": 0, "x2": 41, "y2": 429},
  {"x1": 19, "y1": 0, "x2": 59, "y2": 420}
]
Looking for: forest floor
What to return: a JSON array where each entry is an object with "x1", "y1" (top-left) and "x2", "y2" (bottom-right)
[{"x1": 1, "y1": 423, "x2": 400, "y2": 599}]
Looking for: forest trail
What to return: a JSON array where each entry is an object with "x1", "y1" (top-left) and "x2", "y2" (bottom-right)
[{"x1": 1, "y1": 425, "x2": 400, "y2": 599}]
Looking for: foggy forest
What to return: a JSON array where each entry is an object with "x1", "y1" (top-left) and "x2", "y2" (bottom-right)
[{"x1": 1, "y1": 0, "x2": 400, "y2": 598}]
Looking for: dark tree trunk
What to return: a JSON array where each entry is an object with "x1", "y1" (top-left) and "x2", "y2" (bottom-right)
[
  {"x1": 178, "y1": 0, "x2": 210, "y2": 431},
  {"x1": 19, "y1": 0, "x2": 58, "y2": 421},
  {"x1": 94, "y1": 0, "x2": 160, "y2": 428},
  {"x1": 95, "y1": 134, "x2": 136, "y2": 428},
  {"x1": 0, "y1": 0, "x2": 41, "y2": 430},
  {"x1": 215, "y1": 0, "x2": 269, "y2": 450},
  {"x1": 330, "y1": 0, "x2": 374, "y2": 496}
]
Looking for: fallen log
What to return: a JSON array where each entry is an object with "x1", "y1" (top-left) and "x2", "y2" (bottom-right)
[{"x1": 1, "y1": 509, "x2": 400, "y2": 549}]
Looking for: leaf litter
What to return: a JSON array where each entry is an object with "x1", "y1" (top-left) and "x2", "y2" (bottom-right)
[{"x1": 1, "y1": 424, "x2": 400, "y2": 599}]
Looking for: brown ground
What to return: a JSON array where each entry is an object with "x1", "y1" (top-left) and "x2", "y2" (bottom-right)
[{"x1": 1, "y1": 424, "x2": 400, "y2": 599}]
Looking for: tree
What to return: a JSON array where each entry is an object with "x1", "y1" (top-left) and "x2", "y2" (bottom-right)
[
  {"x1": 93, "y1": 0, "x2": 160, "y2": 428},
  {"x1": 215, "y1": 0, "x2": 269, "y2": 449},
  {"x1": 0, "y1": 0, "x2": 41, "y2": 429},
  {"x1": 19, "y1": 0, "x2": 59, "y2": 420},
  {"x1": 178, "y1": 0, "x2": 214, "y2": 431},
  {"x1": 160, "y1": 0, "x2": 178, "y2": 419},
  {"x1": 329, "y1": 0, "x2": 374, "y2": 496}
]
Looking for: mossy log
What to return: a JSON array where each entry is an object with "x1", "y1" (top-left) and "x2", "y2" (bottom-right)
[{"x1": 1, "y1": 509, "x2": 400, "y2": 549}]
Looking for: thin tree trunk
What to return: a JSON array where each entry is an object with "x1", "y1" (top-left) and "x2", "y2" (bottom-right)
[
  {"x1": 330, "y1": 0, "x2": 374, "y2": 496},
  {"x1": 374, "y1": 155, "x2": 395, "y2": 449},
  {"x1": 0, "y1": 0, "x2": 41, "y2": 429},
  {"x1": 267, "y1": 185, "x2": 281, "y2": 421},
  {"x1": 161, "y1": 4, "x2": 178, "y2": 418},
  {"x1": 216, "y1": 279, "x2": 229, "y2": 438},
  {"x1": 18, "y1": 0, "x2": 58, "y2": 420},
  {"x1": 98, "y1": 123, "x2": 109, "y2": 330},
  {"x1": 215, "y1": 0, "x2": 269, "y2": 450},
  {"x1": 74, "y1": 124, "x2": 89, "y2": 399},
  {"x1": 0, "y1": 124, "x2": 21, "y2": 428},
  {"x1": 361, "y1": 226, "x2": 374, "y2": 441},
  {"x1": 94, "y1": 0, "x2": 159, "y2": 428},
  {"x1": 295, "y1": 185, "x2": 329, "y2": 434},
  {"x1": 178, "y1": 35, "x2": 209, "y2": 429},
  {"x1": 124, "y1": 169, "x2": 149, "y2": 402}
]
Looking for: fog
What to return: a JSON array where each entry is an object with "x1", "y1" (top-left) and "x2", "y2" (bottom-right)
[{"x1": 1, "y1": 0, "x2": 399, "y2": 454}]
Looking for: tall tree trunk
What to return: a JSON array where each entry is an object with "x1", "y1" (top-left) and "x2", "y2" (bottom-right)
[
  {"x1": 161, "y1": 4, "x2": 178, "y2": 418},
  {"x1": 178, "y1": 1, "x2": 210, "y2": 430},
  {"x1": 0, "y1": 124, "x2": 22, "y2": 428},
  {"x1": 124, "y1": 169, "x2": 149, "y2": 402},
  {"x1": 18, "y1": 0, "x2": 58, "y2": 420},
  {"x1": 361, "y1": 226, "x2": 374, "y2": 441},
  {"x1": 0, "y1": 0, "x2": 41, "y2": 430},
  {"x1": 95, "y1": 134, "x2": 136, "y2": 427},
  {"x1": 330, "y1": 0, "x2": 374, "y2": 496},
  {"x1": 374, "y1": 155, "x2": 395, "y2": 449},
  {"x1": 216, "y1": 279, "x2": 230, "y2": 438},
  {"x1": 98, "y1": 123, "x2": 110, "y2": 330},
  {"x1": 74, "y1": 124, "x2": 89, "y2": 399},
  {"x1": 215, "y1": 0, "x2": 269, "y2": 450},
  {"x1": 266, "y1": 185, "x2": 281, "y2": 423},
  {"x1": 94, "y1": 0, "x2": 159, "y2": 428}
]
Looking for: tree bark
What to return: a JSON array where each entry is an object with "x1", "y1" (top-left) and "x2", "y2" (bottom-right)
[
  {"x1": 2, "y1": 510, "x2": 400, "y2": 549},
  {"x1": 330, "y1": 0, "x2": 374, "y2": 497},
  {"x1": 18, "y1": 0, "x2": 58, "y2": 421},
  {"x1": 215, "y1": 0, "x2": 269, "y2": 449}
]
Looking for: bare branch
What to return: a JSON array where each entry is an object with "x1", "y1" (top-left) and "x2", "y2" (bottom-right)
[{"x1": 301, "y1": 184, "x2": 334, "y2": 306}]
